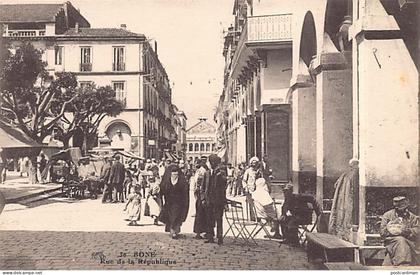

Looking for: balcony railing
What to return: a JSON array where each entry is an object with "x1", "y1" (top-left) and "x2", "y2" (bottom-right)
[
  {"x1": 6, "y1": 30, "x2": 46, "y2": 37},
  {"x1": 112, "y1": 62, "x2": 125, "y2": 71},
  {"x1": 80, "y1": 63, "x2": 92, "y2": 72},
  {"x1": 247, "y1": 14, "x2": 292, "y2": 43}
]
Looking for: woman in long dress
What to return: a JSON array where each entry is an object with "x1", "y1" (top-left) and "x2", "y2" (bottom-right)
[
  {"x1": 124, "y1": 184, "x2": 142, "y2": 226},
  {"x1": 145, "y1": 171, "x2": 162, "y2": 225},
  {"x1": 159, "y1": 164, "x2": 189, "y2": 239}
]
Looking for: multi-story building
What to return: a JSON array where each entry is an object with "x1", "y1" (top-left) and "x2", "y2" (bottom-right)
[
  {"x1": 0, "y1": 1, "x2": 180, "y2": 159},
  {"x1": 172, "y1": 104, "x2": 188, "y2": 160},
  {"x1": 216, "y1": 0, "x2": 419, "y2": 245},
  {"x1": 186, "y1": 118, "x2": 216, "y2": 162}
]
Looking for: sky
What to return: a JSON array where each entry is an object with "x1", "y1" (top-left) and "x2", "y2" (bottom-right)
[{"x1": 3, "y1": 0, "x2": 234, "y2": 127}]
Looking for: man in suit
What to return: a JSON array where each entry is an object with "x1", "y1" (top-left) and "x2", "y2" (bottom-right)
[
  {"x1": 101, "y1": 157, "x2": 113, "y2": 203},
  {"x1": 201, "y1": 154, "x2": 227, "y2": 245},
  {"x1": 108, "y1": 155, "x2": 126, "y2": 203}
]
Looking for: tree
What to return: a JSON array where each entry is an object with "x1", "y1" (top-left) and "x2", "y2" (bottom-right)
[
  {"x1": 58, "y1": 82, "x2": 124, "y2": 152},
  {"x1": 0, "y1": 42, "x2": 124, "y2": 182}
]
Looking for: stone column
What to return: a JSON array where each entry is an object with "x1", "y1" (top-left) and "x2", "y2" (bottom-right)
[
  {"x1": 312, "y1": 53, "x2": 353, "y2": 207},
  {"x1": 350, "y1": 0, "x2": 419, "y2": 244},
  {"x1": 291, "y1": 79, "x2": 317, "y2": 194}
]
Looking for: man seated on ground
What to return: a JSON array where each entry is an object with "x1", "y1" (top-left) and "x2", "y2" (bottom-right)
[
  {"x1": 380, "y1": 196, "x2": 419, "y2": 266},
  {"x1": 251, "y1": 178, "x2": 282, "y2": 239}
]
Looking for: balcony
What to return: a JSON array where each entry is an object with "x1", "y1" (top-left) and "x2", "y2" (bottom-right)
[
  {"x1": 6, "y1": 29, "x2": 46, "y2": 37},
  {"x1": 80, "y1": 63, "x2": 92, "y2": 72},
  {"x1": 247, "y1": 14, "x2": 292, "y2": 45},
  {"x1": 112, "y1": 62, "x2": 125, "y2": 72},
  {"x1": 231, "y1": 13, "x2": 292, "y2": 79}
]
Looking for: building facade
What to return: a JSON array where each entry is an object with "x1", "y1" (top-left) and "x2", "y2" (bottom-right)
[
  {"x1": 172, "y1": 105, "x2": 188, "y2": 160},
  {"x1": 186, "y1": 118, "x2": 217, "y2": 162},
  {"x1": 1, "y1": 1, "x2": 182, "y2": 159},
  {"x1": 215, "y1": 0, "x2": 419, "y2": 245}
]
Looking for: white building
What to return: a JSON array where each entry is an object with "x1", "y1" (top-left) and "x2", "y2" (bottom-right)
[{"x1": 1, "y1": 2, "x2": 181, "y2": 159}]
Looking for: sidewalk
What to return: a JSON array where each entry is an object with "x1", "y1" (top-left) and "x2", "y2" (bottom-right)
[{"x1": 0, "y1": 171, "x2": 61, "y2": 203}]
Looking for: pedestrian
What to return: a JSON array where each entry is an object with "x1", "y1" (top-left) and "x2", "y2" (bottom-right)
[
  {"x1": 145, "y1": 171, "x2": 162, "y2": 225},
  {"x1": 38, "y1": 153, "x2": 47, "y2": 184},
  {"x1": 19, "y1": 157, "x2": 29, "y2": 177},
  {"x1": 158, "y1": 158, "x2": 166, "y2": 178},
  {"x1": 193, "y1": 159, "x2": 208, "y2": 239},
  {"x1": 226, "y1": 163, "x2": 234, "y2": 196},
  {"x1": 202, "y1": 154, "x2": 227, "y2": 245},
  {"x1": 123, "y1": 170, "x2": 133, "y2": 200},
  {"x1": 242, "y1": 157, "x2": 262, "y2": 194},
  {"x1": 108, "y1": 155, "x2": 125, "y2": 203},
  {"x1": 158, "y1": 164, "x2": 189, "y2": 239},
  {"x1": 232, "y1": 163, "x2": 245, "y2": 196},
  {"x1": 100, "y1": 158, "x2": 112, "y2": 202},
  {"x1": 260, "y1": 155, "x2": 273, "y2": 192},
  {"x1": 124, "y1": 184, "x2": 142, "y2": 226}
]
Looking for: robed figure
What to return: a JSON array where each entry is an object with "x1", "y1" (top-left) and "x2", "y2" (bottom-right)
[
  {"x1": 329, "y1": 158, "x2": 359, "y2": 241},
  {"x1": 158, "y1": 164, "x2": 189, "y2": 239}
]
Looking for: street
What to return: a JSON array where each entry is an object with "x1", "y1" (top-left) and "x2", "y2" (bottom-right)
[{"x1": 0, "y1": 194, "x2": 318, "y2": 270}]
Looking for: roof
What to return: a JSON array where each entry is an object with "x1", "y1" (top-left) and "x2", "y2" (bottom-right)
[
  {"x1": 187, "y1": 119, "x2": 216, "y2": 135},
  {"x1": 0, "y1": 120, "x2": 43, "y2": 149},
  {"x1": 0, "y1": 3, "x2": 64, "y2": 23},
  {"x1": 62, "y1": 28, "x2": 145, "y2": 38}
]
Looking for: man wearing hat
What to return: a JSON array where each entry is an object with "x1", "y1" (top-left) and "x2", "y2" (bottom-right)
[
  {"x1": 201, "y1": 154, "x2": 227, "y2": 245},
  {"x1": 100, "y1": 157, "x2": 113, "y2": 202},
  {"x1": 380, "y1": 196, "x2": 419, "y2": 266},
  {"x1": 280, "y1": 182, "x2": 321, "y2": 246}
]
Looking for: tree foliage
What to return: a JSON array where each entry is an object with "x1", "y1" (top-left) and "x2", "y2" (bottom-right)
[{"x1": 0, "y1": 42, "x2": 124, "y2": 148}]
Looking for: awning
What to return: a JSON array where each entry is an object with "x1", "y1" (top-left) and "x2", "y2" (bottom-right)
[
  {"x1": 0, "y1": 120, "x2": 60, "y2": 158},
  {"x1": 164, "y1": 151, "x2": 178, "y2": 161},
  {"x1": 115, "y1": 150, "x2": 143, "y2": 160}
]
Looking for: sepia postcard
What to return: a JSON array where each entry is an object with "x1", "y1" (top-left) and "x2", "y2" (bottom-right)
[{"x1": 0, "y1": 0, "x2": 419, "y2": 272}]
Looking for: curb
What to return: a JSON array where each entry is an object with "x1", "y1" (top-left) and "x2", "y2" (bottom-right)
[{"x1": 5, "y1": 186, "x2": 62, "y2": 204}]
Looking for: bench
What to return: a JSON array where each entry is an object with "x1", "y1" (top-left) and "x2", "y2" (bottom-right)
[
  {"x1": 306, "y1": 233, "x2": 359, "y2": 263},
  {"x1": 324, "y1": 262, "x2": 368, "y2": 270},
  {"x1": 358, "y1": 245, "x2": 386, "y2": 265}
]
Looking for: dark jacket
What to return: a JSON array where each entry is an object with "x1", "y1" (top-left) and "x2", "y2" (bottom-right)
[
  {"x1": 201, "y1": 165, "x2": 227, "y2": 207},
  {"x1": 109, "y1": 161, "x2": 125, "y2": 185}
]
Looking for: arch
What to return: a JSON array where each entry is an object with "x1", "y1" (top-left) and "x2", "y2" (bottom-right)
[
  {"x1": 104, "y1": 119, "x2": 133, "y2": 135},
  {"x1": 105, "y1": 121, "x2": 132, "y2": 151},
  {"x1": 200, "y1": 143, "x2": 205, "y2": 152},
  {"x1": 206, "y1": 143, "x2": 210, "y2": 152},
  {"x1": 299, "y1": 11, "x2": 317, "y2": 67},
  {"x1": 194, "y1": 143, "x2": 199, "y2": 151},
  {"x1": 189, "y1": 143, "x2": 193, "y2": 152}
]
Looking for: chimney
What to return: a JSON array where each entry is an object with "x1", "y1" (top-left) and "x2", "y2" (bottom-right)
[
  {"x1": 120, "y1": 24, "x2": 127, "y2": 30},
  {"x1": 154, "y1": 41, "x2": 158, "y2": 55},
  {"x1": 75, "y1": 22, "x2": 79, "y2": 33}
]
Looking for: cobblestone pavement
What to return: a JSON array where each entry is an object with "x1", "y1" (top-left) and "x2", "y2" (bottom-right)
[
  {"x1": 0, "y1": 231, "x2": 318, "y2": 270},
  {"x1": 0, "y1": 193, "x2": 320, "y2": 270}
]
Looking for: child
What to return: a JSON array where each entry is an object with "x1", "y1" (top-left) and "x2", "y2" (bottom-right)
[
  {"x1": 146, "y1": 172, "x2": 162, "y2": 225},
  {"x1": 123, "y1": 184, "x2": 142, "y2": 226}
]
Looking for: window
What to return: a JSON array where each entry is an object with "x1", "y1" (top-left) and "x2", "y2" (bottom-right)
[
  {"x1": 189, "y1": 143, "x2": 193, "y2": 152},
  {"x1": 206, "y1": 143, "x2": 210, "y2": 152},
  {"x1": 113, "y1": 47, "x2": 125, "y2": 71},
  {"x1": 80, "y1": 47, "x2": 92, "y2": 71},
  {"x1": 200, "y1": 143, "x2": 205, "y2": 151},
  {"x1": 194, "y1": 143, "x2": 199, "y2": 152},
  {"x1": 113, "y1": 82, "x2": 126, "y2": 107},
  {"x1": 55, "y1": 46, "x2": 63, "y2": 65}
]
